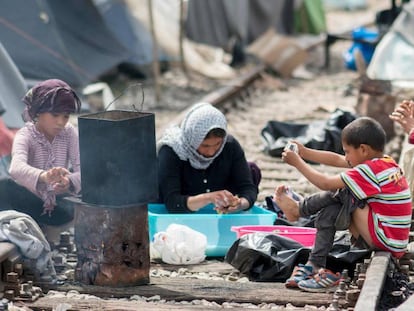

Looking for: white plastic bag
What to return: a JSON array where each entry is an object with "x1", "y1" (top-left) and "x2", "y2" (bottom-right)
[{"x1": 152, "y1": 224, "x2": 207, "y2": 265}]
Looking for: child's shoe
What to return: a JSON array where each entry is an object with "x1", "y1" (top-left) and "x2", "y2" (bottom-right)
[
  {"x1": 298, "y1": 268, "x2": 341, "y2": 293},
  {"x1": 285, "y1": 264, "x2": 314, "y2": 288}
]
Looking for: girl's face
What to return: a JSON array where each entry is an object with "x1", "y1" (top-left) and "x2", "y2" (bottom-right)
[
  {"x1": 197, "y1": 136, "x2": 224, "y2": 158},
  {"x1": 36, "y1": 112, "x2": 70, "y2": 142}
]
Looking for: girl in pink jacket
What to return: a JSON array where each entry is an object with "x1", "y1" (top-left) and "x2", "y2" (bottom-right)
[{"x1": 2, "y1": 79, "x2": 81, "y2": 226}]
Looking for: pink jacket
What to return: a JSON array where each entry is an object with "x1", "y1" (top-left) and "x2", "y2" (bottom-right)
[{"x1": 9, "y1": 122, "x2": 81, "y2": 209}]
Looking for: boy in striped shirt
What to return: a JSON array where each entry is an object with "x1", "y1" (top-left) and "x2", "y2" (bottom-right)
[{"x1": 274, "y1": 117, "x2": 412, "y2": 292}]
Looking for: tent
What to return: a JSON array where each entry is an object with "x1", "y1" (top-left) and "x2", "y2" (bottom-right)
[
  {"x1": 367, "y1": 1, "x2": 414, "y2": 81},
  {"x1": 125, "y1": 0, "x2": 237, "y2": 79},
  {"x1": 185, "y1": 0, "x2": 326, "y2": 68},
  {"x1": 185, "y1": 0, "x2": 296, "y2": 49},
  {"x1": 185, "y1": 0, "x2": 326, "y2": 49},
  {"x1": 0, "y1": 0, "x2": 131, "y2": 88},
  {"x1": 0, "y1": 42, "x2": 26, "y2": 129},
  {"x1": 94, "y1": 0, "x2": 171, "y2": 73}
]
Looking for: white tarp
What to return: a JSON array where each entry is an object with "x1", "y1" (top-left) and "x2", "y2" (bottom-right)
[
  {"x1": 367, "y1": 2, "x2": 414, "y2": 81},
  {"x1": 125, "y1": 0, "x2": 236, "y2": 79}
]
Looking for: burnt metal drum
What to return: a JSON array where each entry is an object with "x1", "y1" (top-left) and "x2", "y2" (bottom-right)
[{"x1": 78, "y1": 110, "x2": 158, "y2": 206}]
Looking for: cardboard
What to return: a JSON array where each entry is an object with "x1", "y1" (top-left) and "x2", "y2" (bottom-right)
[{"x1": 247, "y1": 28, "x2": 308, "y2": 78}]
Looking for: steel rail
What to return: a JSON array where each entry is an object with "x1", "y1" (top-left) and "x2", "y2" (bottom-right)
[
  {"x1": 156, "y1": 64, "x2": 265, "y2": 140},
  {"x1": 354, "y1": 251, "x2": 391, "y2": 311},
  {"x1": 153, "y1": 59, "x2": 407, "y2": 309}
]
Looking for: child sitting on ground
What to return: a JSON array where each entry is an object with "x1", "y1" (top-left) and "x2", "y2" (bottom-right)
[
  {"x1": 2, "y1": 79, "x2": 81, "y2": 228},
  {"x1": 274, "y1": 117, "x2": 412, "y2": 293}
]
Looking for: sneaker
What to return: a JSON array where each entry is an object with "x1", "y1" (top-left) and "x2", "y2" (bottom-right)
[
  {"x1": 285, "y1": 264, "x2": 314, "y2": 288},
  {"x1": 298, "y1": 268, "x2": 341, "y2": 293}
]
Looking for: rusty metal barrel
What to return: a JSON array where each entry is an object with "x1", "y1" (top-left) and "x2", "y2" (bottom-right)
[{"x1": 75, "y1": 110, "x2": 157, "y2": 286}]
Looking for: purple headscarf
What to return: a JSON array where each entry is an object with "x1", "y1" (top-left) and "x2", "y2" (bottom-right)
[{"x1": 22, "y1": 79, "x2": 81, "y2": 122}]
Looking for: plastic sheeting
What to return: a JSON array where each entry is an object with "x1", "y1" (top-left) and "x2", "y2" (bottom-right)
[
  {"x1": 367, "y1": 2, "x2": 414, "y2": 81},
  {"x1": 261, "y1": 109, "x2": 357, "y2": 157},
  {"x1": 225, "y1": 232, "x2": 371, "y2": 282},
  {"x1": 367, "y1": 31, "x2": 414, "y2": 81},
  {"x1": 185, "y1": 0, "x2": 295, "y2": 48},
  {"x1": 94, "y1": 0, "x2": 171, "y2": 66},
  {"x1": 0, "y1": 0, "x2": 131, "y2": 88},
  {"x1": 125, "y1": 0, "x2": 236, "y2": 79},
  {"x1": 0, "y1": 42, "x2": 26, "y2": 129}
]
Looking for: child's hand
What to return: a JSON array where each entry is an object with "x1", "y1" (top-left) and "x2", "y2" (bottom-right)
[
  {"x1": 291, "y1": 140, "x2": 305, "y2": 156},
  {"x1": 52, "y1": 174, "x2": 71, "y2": 193},
  {"x1": 40, "y1": 167, "x2": 71, "y2": 193},
  {"x1": 282, "y1": 148, "x2": 302, "y2": 167},
  {"x1": 49, "y1": 167, "x2": 68, "y2": 181}
]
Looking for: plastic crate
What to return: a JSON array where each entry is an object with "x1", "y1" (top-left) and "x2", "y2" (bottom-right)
[
  {"x1": 231, "y1": 225, "x2": 316, "y2": 247},
  {"x1": 148, "y1": 204, "x2": 277, "y2": 257}
]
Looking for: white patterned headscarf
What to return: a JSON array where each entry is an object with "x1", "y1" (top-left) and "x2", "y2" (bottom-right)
[{"x1": 158, "y1": 102, "x2": 227, "y2": 169}]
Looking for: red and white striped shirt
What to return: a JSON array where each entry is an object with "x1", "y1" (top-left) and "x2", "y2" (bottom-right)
[{"x1": 341, "y1": 156, "x2": 412, "y2": 258}]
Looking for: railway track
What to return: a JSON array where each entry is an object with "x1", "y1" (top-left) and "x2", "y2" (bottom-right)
[
  {"x1": 202, "y1": 65, "x2": 414, "y2": 310},
  {"x1": 2, "y1": 63, "x2": 413, "y2": 310},
  {"x1": 0, "y1": 245, "x2": 410, "y2": 310},
  {"x1": 155, "y1": 64, "x2": 413, "y2": 309}
]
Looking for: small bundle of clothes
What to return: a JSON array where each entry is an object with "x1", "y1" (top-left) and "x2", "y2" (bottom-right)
[{"x1": 0, "y1": 210, "x2": 56, "y2": 281}]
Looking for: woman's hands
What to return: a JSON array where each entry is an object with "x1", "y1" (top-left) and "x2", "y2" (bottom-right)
[
  {"x1": 39, "y1": 167, "x2": 71, "y2": 194},
  {"x1": 210, "y1": 190, "x2": 247, "y2": 214},
  {"x1": 390, "y1": 99, "x2": 414, "y2": 134},
  {"x1": 187, "y1": 190, "x2": 248, "y2": 213}
]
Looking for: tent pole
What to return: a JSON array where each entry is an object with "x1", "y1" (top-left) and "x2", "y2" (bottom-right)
[
  {"x1": 148, "y1": 0, "x2": 161, "y2": 102},
  {"x1": 179, "y1": 0, "x2": 189, "y2": 85}
]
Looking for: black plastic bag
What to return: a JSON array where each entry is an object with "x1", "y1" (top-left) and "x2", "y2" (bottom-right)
[
  {"x1": 326, "y1": 240, "x2": 372, "y2": 274},
  {"x1": 225, "y1": 233, "x2": 311, "y2": 282},
  {"x1": 261, "y1": 109, "x2": 357, "y2": 157},
  {"x1": 225, "y1": 232, "x2": 371, "y2": 282}
]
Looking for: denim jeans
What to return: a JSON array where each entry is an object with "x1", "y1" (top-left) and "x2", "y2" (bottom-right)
[{"x1": 299, "y1": 188, "x2": 366, "y2": 268}]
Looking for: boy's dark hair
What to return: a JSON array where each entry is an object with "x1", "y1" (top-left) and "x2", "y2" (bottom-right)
[
  {"x1": 341, "y1": 117, "x2": 386, "y2": 151},
  {"x1": 205, "y1": 128, "x2": 226, "y2": 139}
]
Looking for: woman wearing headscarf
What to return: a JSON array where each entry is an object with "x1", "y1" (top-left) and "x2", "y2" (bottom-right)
[
  {"x1": 157, "y1": 102, "x2": 259, "y2": 213},
  {"x1": 0, "y1": 79, "x2": 81, "y2": 226}
]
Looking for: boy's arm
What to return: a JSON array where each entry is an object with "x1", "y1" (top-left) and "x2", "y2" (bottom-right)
[
  {"x1": 283, "y1": 149, "x2": 346, "y2": 190},
  {"x1": 298, "y1": 144, "x2": 349, "y2": 168}
]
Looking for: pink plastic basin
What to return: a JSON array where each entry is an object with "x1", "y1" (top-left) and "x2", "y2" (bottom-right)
[{"x1": 231, "y1": 225, "x2": 316, "y2": 247}]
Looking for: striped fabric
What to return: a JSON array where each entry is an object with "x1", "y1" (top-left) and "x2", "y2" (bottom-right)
[
  {"x1": 341, "y1": 156, "x2": 412, "y2": 258},
  {"x1": 9, "y1": 122, "x2": 81, "y2": 210},
  {"x1": 297, "y1": 268, "x2": 341, "y2": 293}
]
